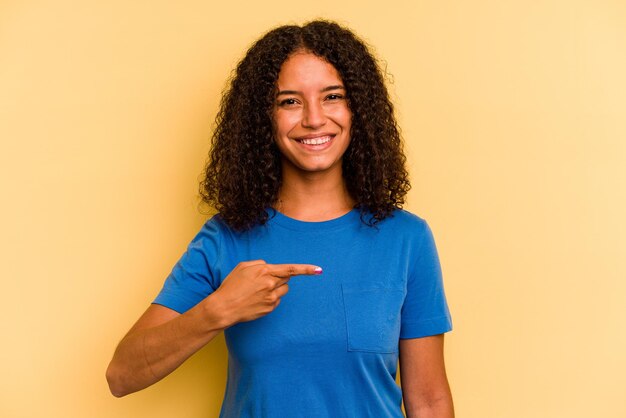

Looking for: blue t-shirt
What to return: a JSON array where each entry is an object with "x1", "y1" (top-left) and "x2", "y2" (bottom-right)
[{"x1": 154, "y1": 208, "x2": 452, "y2": 418}]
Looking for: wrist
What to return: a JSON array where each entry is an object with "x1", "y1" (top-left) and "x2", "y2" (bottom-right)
[{"x1": 201, "y1": 292, "x2": 234, "y2": 331}]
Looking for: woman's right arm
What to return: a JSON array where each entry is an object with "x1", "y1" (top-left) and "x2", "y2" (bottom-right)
[
  {"x1": 106, "y1": 261, "x2": 321, "y2": 397},
  {"x1": 105, "y1": 294, "x2": 226, "y2": 397}
]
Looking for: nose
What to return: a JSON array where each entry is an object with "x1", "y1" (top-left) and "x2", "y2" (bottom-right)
[{"x1": 302, "y1": 101, "x2": 327, "y2": 129}]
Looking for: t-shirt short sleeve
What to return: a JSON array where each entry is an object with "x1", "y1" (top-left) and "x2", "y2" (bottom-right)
[
  {"x1": 400, "y1": 219, "x2": 453, "y2": 339},
  {"x1": 152, "y1": 217, "x2": 223, "y2": 314}
]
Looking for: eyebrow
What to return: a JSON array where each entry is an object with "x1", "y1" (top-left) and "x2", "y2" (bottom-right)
[{"x1": 276, "y1": 85, "x2": 345, "y2": 96}]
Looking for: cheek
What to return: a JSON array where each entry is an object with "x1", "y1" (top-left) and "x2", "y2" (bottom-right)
[
  {"x1": 333, "y1": 106, "x2": 352, "y2": 129},
  {"x1": 273, "y1": 111, "x2": 300, "y2": 137},
  {"x1": 345, "y1": 113, "x2": 352, "y2": 130}
]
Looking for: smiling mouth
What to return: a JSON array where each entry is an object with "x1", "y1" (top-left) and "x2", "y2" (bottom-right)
[{"x1": 295, "y1": 135, "x2": 334, "y2": 145}]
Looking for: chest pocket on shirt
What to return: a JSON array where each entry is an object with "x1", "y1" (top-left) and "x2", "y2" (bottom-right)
[{"x1": 341, "y1": 283, "x2": 404, "y2": 353}]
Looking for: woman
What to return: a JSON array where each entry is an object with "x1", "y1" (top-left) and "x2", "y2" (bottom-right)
[{"x1": 107, "y1": 20, "x2": 454, "y2": 418}]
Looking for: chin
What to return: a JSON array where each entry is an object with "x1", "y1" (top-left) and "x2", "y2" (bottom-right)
[{"x1": 283, "y1": 158, "x2": 342, "y2": 175}]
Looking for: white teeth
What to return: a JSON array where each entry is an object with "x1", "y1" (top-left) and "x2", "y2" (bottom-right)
[{"x1": 300, "y1": 136, "x2": 332, "y2": 145}]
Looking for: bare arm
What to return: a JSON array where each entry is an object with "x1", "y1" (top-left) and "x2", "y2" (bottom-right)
[
  {"x1": 105, "y1": 299, "x2": 223, "y2": 397},
  {"x1": 399, "y1": 334, "x2": 454, "y2": 418},
  {"x1": 106, "y1": 261, "x2": 321, "y2": 397}
]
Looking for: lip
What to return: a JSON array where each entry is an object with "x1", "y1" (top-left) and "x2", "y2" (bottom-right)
[
  {"x1": 294, "y1": 132, "x2": 336, "y2": 141},
  {"x1": 292, "y1": 133, "x2": 335, "y2": 150}
]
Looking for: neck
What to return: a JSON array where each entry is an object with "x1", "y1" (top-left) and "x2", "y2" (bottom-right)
[{"x1": 276, "y1": 164, "x2": 355, "y2": 222}]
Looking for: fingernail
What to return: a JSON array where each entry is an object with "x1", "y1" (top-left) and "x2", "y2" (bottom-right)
[{"x1": 314, "y1": 267, "x2": 323, "y2": 275}]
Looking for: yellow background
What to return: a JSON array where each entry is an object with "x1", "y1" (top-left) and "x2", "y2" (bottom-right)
[{"x1": 1, "y1": 1, "x2": 625, "y2": 417}]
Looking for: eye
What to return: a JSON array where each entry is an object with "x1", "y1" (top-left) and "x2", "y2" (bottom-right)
[
  {"x1": 325, "y1": 94, "x2": 344, "y2": 101},
  {"x1": 278, "y1": 98, "x2": 299, "y2": 107}
]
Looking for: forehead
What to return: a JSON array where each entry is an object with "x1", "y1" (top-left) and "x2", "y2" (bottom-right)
[{"x1": 276, "y1": 52, "x2": 343, "y2": 89}]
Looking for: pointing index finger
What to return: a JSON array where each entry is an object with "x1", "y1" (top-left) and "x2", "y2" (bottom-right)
[{"x1": 268, "y1": 264, "x2": 323, "y2": 278}]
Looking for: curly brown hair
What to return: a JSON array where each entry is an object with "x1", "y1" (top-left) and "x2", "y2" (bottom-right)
[{"x1": 200, "y1": 20, "x2": 410, "y2": 231}]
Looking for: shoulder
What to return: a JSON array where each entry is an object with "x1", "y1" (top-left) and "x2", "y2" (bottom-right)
[
  {"x1": 196, "y1": 213, "x2": 268, "y2": 247},
  {"x1": 372, "y1": 209, "x2": 437, "y2": 253},
  {"x1": 378, "y1": 209, "x2": 430, "y2": 234},
  {"x1": 187, "y1": 214, "x2": 236, "y2": 249},
  {"x1": 196, "y1": 214, "x2": 229, "y2": 236},
  {"x1": 355, "y1": 209, "x2": 434, "y2": 253}
]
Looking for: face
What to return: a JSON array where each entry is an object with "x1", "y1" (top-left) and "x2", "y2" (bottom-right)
[{"x1": 272, "y1": 51, "x2": 352, "y2": 176}]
